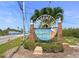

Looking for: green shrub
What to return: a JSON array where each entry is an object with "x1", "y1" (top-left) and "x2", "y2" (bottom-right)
[
  {"x1": 23, "y1": 40, "x2": 64, "y2": 53},
  {"x1": 63, "y1": 28, "x2": 79, "y2": 38},
  {"x1": 41, "y1": 42, "x2": 64, "y2": 53},
  {"x1": 52, "y1": 42, "x2": 64, "y2": 53},
  {"x1": 41, "y1": 43, "x2": 53, "y2": 53},
  {"x1": 63, "y1": 37, "x2": 78, "y2": 45},
  {"x1": 23, "y1": 40, "x2": 35, "y2": 50},
  {"x1": 35, "y1": 42, "x2": 42, "y2": 46}
]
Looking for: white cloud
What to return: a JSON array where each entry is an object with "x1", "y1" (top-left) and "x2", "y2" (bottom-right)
[{"x1": 0, "y1": 11, "x2": 16, "y2": 24}]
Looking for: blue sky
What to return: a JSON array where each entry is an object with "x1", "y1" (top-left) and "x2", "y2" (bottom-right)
[{"x1": 0, "y1": 1, "x2": 79, "y2": 31}]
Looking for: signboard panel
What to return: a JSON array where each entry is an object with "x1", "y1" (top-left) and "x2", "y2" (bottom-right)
[{"x1": 35, "y1": 28, "x2": 51, "y2": 40}]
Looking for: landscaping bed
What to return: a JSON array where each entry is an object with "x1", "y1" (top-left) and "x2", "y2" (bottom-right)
[
  {"x1": 23, "y1": 36, "x2": 79, "y2": 53},
  {"x1": 9, "y1": 45, "x2": 76, "y2": 58},
  {"x1": 23, "y1": 40, "x2": 64, "y2": 53}
]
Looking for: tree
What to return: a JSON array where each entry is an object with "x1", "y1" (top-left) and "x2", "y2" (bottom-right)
[
  {"x1": 0, "y1": 29, "x2": 2, "y2": 32},
  {"x1": 31, "y1": 7, "x2": 64, "y2": 28},
  {"x1": 17, "y1": 27, "x2": 19, "y2": 30}
]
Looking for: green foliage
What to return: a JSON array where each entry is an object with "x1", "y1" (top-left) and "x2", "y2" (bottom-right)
[
  {"x1": 23, "y1": 40, "x2": 35, "y2": 50},
  {"x1": 0, "y1": 37, "x2": 22, "y2": 57},
  {"x1": 0, "y1": 29, "x2": 8, "y2": 36},
  {"x1": 41, "y1": 42, "x2": 64, "y2": 53},
  {"x1": 31, "y1": 7, "x2": 64, "y2": 28},
  {"x1": 63, "y1": 28, "x2": 79, "y2": 38},
  {"x1": 63, "y1": 37, "x2": 79, "y2": 45},
  {"x1": 52, "y1": 42, "x2": 64, "y2": 53},
  {"x1": 41, "y1": 43, "x2": 53, "y2": 53},
  {"x1": 31, "y1": 7, "x2": 64, "y2": 22},
  {"x1": 23, "y1": 40, "x2": 64, "y2": 53},
  {"x1": 0, "y1": 28, "x2": 21, "y2": 36}
]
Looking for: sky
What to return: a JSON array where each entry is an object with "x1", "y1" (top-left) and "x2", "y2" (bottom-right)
[{"x1": 0, "y1": 1, "x2": 79, "y2": 32}]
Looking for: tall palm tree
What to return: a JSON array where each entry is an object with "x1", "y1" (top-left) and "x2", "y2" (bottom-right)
[{"x1": 31, "y1": 7, "x2": 64, "y2": 28}]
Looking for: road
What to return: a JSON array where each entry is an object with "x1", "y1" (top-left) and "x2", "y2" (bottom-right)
[{"x1": 0, "y1": 34, "x2": 23, "y2": 45}]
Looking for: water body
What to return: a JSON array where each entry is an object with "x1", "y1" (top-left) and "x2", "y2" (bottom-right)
[{"x1": 35, "y1": 28, "x2": 51, "y2": 40}]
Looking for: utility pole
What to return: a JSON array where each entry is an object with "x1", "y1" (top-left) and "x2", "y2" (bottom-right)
[
  {"x1": 9, "y1": 2, "x2": 26, "y2": 58},
  {"x1": 49, "y1": 1, "x2": 51, "y2": 7},
  {"x1": 22, "y1": 1, "x2": 26, "y2": 40},
  {"x1": 18, "y1": 1, "x2": 26, "y2": 40}
]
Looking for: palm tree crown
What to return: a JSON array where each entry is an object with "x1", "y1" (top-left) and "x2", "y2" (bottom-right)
[{"x1": 31, "y1": 7, "x2": 64, "y2": 28}]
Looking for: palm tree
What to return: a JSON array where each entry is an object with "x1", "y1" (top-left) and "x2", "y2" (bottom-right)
[{"x1": 31, "y1": 7, "x2": 64, "y2": 28}]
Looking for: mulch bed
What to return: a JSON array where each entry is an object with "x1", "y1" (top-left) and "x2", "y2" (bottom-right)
[
  {"x1": 4, "y1": 46, "x2": 79, "y2": 58},
  {"x1": 11, "y1": 47, "x2": 76, "y2": 58}
]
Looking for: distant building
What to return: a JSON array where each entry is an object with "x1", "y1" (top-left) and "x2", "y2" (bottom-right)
[{"x1": 8, "y1": 31, "x2": 21, "y2": 35}]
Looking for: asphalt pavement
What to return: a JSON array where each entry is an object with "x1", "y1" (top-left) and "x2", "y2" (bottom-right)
[{"x1": 0, "y1": 34, "x2": 23, "y2": 45}]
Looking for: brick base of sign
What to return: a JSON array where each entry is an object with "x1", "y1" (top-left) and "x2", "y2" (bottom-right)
[
  {"x1": 58, "y1": 23, "x2": 62, "y2": 43},
  {"x1": 28, "y1": 24, "x2": 36, "y2": 42}
]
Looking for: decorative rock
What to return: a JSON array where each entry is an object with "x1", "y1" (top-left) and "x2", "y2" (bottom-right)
[
  {"x1": 33, "y1": 46, "x2": 43, "y2": 55},
  {"x1": 63, "y1": 43, "x2": 69, "y2": 48}
]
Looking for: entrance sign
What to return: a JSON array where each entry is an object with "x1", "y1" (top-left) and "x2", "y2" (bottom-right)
[
  {"x1": 34, "y1": 14, "x2": 55, "y2": 28},
  {"x1": 35, "y1": 28, "x2": 51, "y2": 40},
  {"x1": 34, "y1": 14, "x2": 55, "y2": 40}
]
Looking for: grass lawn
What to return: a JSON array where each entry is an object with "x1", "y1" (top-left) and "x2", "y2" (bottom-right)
[
  {"x1": 63, "y1": 36, "x2": 79, "y2": 45},
  {"x1": 0, "y1": 37, "x2": 22, "y2": 57}
]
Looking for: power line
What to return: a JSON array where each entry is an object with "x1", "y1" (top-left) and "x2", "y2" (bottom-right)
[
  {"x1": 25, "y1": 6, "x2": 37, "y2": 10},
  {"x1": 48, "y1": 1, "x2": 51, "y2": 7}
]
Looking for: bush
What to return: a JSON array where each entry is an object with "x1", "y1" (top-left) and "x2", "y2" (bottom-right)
[
  {"x1": 23, "y1": 40, "x2": 64, "y2": 53},
  {"x1": 41, "y1": 42, "x2": 64, "y2": 53},
  {"x1": 63, "y1": 28, "x2": 79, "y2": 38},
  {"x1": 63, "y1": 37, "x2": 78, "y2": 45},
  {"x1": 41, "y1": 43, "x2": 53, "y2": 53},
  {"x1": 23, "y1": 40, "x2": 35, "y2": 50},
  {"x1": 52, "y1": 42, "x2": 64, "y2": 53}
]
